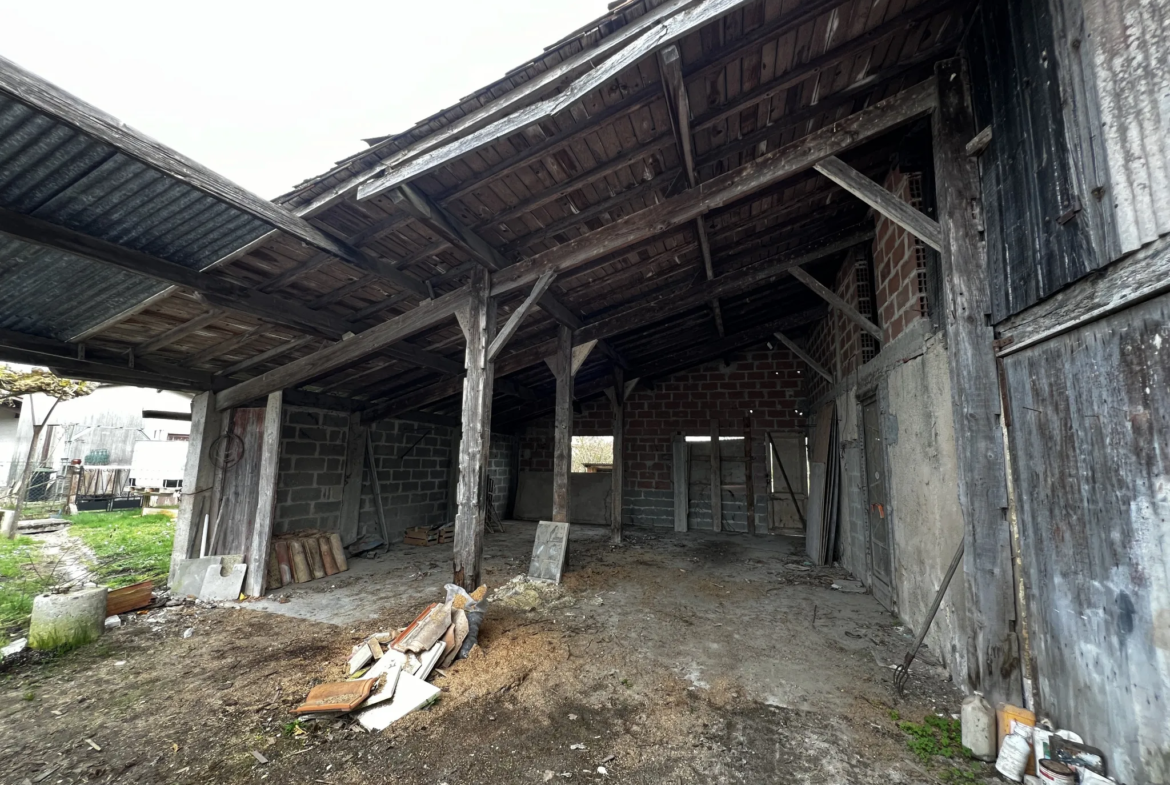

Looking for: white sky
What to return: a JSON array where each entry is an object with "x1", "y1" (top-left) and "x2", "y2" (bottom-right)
[{"x1": 0, "y1": 0, "x2": 611, "y2": 199}]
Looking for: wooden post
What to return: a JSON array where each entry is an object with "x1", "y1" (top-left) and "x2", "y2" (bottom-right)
[
  {"x1": 672, "y1": 433, "x2": 688, "y2": 532},
  {"x1": 744, "y1": 414, "x2": 756, "y2": 535},
  {"x1": 551, "y1": 324, "x2": 573, "y2": 523},
  {"x1": 610, "y1": 366, "x2": 625, "y2": 544},
  {"x1": 246, "y1": 390, "x2": 282, "y2": 597},
  {"x1": 453, "y1": 266, "x2": 497, "y2": 591},
  {"x1": 169, "y1": 390, "x2": 221, "y2": 586},
  {"x1": 710, "y1": 419, "x2": 722, "y2": 532},
  {"x1": 337, "y1": 412, "x2": 366, "y2": 545},
  {"x1": 932, "y1": 58, "x2": 1020, "y2": 704}
]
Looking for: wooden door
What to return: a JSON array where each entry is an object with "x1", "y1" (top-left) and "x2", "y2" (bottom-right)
[
  {"x1": 861, "y1": 395, "x2": 894, "y2": 610},
  {"x1": 767, "y1": 433, "x2": 807, "y2": 533}
]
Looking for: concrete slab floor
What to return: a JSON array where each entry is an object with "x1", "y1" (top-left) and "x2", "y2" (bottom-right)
[{"x1": 237, "y1": 521, "x2": 944, "y2": 714}]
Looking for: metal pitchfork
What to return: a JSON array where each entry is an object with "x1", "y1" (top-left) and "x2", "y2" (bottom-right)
[{"x1": 894, "y1": 539, "x2": 965, "y2": 696}]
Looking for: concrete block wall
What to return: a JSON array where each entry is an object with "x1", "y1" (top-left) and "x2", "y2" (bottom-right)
[
  {"x1": 274, "y1": 407, "x2": 516, "y2": 541},
  {"x1": 274, "y1": 407, "x2": 350, "y2": 535},
  {"x1": 519, "y1": 347, "x2": 807, "y2": 530}
]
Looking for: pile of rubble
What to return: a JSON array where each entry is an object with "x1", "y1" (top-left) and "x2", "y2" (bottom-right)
[{"x1": 293, "y1": 583, "x2": 487, "y2": 732}]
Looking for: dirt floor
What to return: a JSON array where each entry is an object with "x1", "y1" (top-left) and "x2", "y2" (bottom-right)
[{"x1": 0, "y1": 522, "x2": 987, "y2": 784}]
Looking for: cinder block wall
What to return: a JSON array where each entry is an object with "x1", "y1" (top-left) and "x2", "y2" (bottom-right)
[
  {"x1": 519, "y1": 347, "x2": 806, "y2": 530},
  {"x1": 275, "y1": 408, "x2": 350, "y2": 535},
  {"x1": 275, "y1": 407, "x2": 515, "y2": 541}
]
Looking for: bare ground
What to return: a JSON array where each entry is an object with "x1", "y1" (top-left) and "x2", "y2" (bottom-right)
[{"x1": 0, "y1": 524, "x2": 991, "y2": 785}]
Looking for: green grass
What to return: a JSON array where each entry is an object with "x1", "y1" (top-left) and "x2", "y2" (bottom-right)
[
  {"x1": 68, "y1": 510, "x2": 175, "y2": 589},
  {"x1": 0, "y1": 535, "x2": 53, "y2": 643}
]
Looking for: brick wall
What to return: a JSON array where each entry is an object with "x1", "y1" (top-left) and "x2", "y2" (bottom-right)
[
  {"x1": 519, "y1": 347, "x2": 806, "y2": 530},
  {"x1": 275, "y1": 407, "x2": 515, "y2": 541},
  {"x1": 874, "y1": 168, "x2": 930, "y2": 344}
]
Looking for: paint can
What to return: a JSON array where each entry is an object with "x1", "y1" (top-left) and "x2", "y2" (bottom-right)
[
  {"x1": 996, "y1": 731, "x2": 1033, "y2": 782},
  {"x1": 1037, "y1": 759, "x2": 1076, "y2": 784}
]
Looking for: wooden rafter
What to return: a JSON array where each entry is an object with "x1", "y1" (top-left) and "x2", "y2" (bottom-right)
[{"x1": 813, "y1": 156, "x2": 943, "y2": 251}]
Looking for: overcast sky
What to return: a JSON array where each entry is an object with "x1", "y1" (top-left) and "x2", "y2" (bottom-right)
[{"x1": 1, "y1": 0, "x2": 611, "y2": 199}]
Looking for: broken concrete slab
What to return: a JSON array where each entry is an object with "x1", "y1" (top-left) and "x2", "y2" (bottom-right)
[
  {"x1": 173, "y1": 556, "x2": 222, "y2": 597},
  {"x1": 529, "y1": 521, "x2": 570, "y2": 583},
  {"x1": 355, "y1": 671, "x2": 440, "y2": 732},
  {"x1": 1, "y1": 637, "x2": 27, "y2": 658},
  {"x1": 198, "y1": 562, "x2": 247, "y2": 602}
]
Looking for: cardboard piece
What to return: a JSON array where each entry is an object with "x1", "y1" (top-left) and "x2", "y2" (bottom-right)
[
  {"x1": 355, "y1": 672, "x2": 440, "y2": 731},
  {"x1": 528, "y1": 521, "x2": 570, "y2": 583}
]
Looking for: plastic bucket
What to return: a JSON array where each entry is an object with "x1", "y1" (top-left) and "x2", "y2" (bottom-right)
[
  {"x1": 996, "y1": 732, "x2": 1033, "y2": 782},
  {"x1": 1037, "y1": 759, "x2": 1076, "y2": 784}
]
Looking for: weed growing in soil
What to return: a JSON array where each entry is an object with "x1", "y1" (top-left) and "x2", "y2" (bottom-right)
[
  {"x1": 896, "y1": 714, "x2": 971, "y2": 763},
  {"x1": 68, "y1": 511, "x2": 174, "y2": 588},
  {"x1": 0, "y1": 535, "x2": 53, "y2": 642}
]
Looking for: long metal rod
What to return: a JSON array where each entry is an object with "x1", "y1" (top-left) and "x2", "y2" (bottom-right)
[{"x1": 895, "y1": 538, "x2": 965, "y2": 694}]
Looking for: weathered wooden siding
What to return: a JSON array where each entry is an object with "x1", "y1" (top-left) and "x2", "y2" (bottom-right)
[
  {"x1": 966, "y1": 0, "x2": 1097, "y2": 322},
  {"x1": 1003, "y1": 292, "x2": 1170, "y2": 784}
]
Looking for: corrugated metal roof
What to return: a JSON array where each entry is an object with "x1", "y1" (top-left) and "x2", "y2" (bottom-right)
[{"x1": 0, "y1": 92, "x2": 272, "y2": 342}]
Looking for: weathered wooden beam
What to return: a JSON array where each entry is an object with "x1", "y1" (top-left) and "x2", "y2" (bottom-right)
[
  {"x1": 188, "y1": 324, "x2": 267, "y2": 367},
  {"x1": 357, "y1": 0, "x2": 753, "y2": 200},
  {"x1": 744, "y1": 414, "x2": 755, "y2": 535},
  {"x1": 773, "y1": 330, "x2": 834, "y2": 383},
  {"x1": 453, "y1": 266, "x2": 497, "y2": 591},
  {"x1": 216, "y1": 287, "x2": 469, "y2": 410},
  {"x1": 788, "y1": 266, "x2": 883, "y2": 341},
  {"x1": 246, "y1": 390, "x2": 282, "y2": 597},
  {"x1": 710, "y1": 418, "x2": 722, "y2": 533},
  {"x1": 570, "y1": 340, "x2": 597, "y2": 377},
  {"x1": 214, "y1": 335, "x2": 317, "y2": 378},
  {"x1": 932, "y1": 58, "x2": 1019, "y2": 704},
  {"x1": 813, "y1": 156, "x2": 943, "y2": 251},
  {"x1": 660, "y1": 44, "x2": 725, "y2": 337},
  {"x1": 551, "y1": 324, "x2": 573, "y2": 524},
  {"x1": 488, "y1": 79, "x2": 937, "y2": 299},
  {"x1": 169, "y1": 391, "x2": 220, "y2": 584},
  {"x1": 0, "y1": 327, "x2": 217, "y2": 391},
  {"x1": 134, "y1": 308, "x2": 225, "y2": 356},
  {"x1": 610, "y1": 366, "x2": 625, "y2": 544},
  {"x1": 488, "y1": 271, "x2": 556, "y2": 361}
]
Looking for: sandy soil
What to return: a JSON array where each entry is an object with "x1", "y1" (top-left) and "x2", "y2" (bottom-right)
[{"x1": 0, "y1": 524, "x2": 988, "y2": 784}]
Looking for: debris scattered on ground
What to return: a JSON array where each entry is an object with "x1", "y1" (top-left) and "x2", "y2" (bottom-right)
[
  {"x1": 250, "y1": 749, "x2": 269, "y2": 764},
  {"x1": 105, "y1": 579, "x2": 153, "y2": 615},
  {"x1": 182, "y1": 627, "x2": 194, "y2": 639},
  {"x1": 831, "y1": 580, "x2": 866, "y2": 593},
  {"x1": 490, "y1": 574, "x2": 572, "y2": 611},
  {"x1": 104, "y1": 615, "x2": 121, "y2": 629},
  {"x1": 292, "y1": 582, "x2": 488, "y2": 733},
  {"x1": 404, "y1": 523, "x2": 454, "y2": 547},
  {"x1": 2, "y1": 637, "x2": 27, "y2": 658}
]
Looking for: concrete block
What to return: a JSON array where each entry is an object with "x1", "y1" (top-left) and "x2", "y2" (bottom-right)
[
  {"x1": 199, "y1": 562, "x2": 248, "y2": 601},
  {"x1": 173, "y1": 556, "x2": 223, "y2": 597},
  {"x1": 29, "y1": 587, "x2": 108, "y2": 650},
  {"x1": 528, "y1": 521, "x2": 570, "y2": 584}
]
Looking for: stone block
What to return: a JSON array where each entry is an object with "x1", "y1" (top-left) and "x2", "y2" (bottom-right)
[
  {"x1": 29, "y1": 587, "x2": 108, "y2": 650},
  {"x1": 199, "y1": 562, "x2": 248, "y2": 601}
]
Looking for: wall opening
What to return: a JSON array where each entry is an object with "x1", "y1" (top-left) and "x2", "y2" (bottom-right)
[{"x1": 570, "y1": 435, "x2": 612, "y2": 472}]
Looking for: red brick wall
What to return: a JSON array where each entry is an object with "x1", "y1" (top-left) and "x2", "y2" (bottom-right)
[
  {"x1": 873, "y1": 168, "x2": 930, "y2": 344},
  {"x1": 519, "y1": 346, "x2": 807, "y2": 528}
]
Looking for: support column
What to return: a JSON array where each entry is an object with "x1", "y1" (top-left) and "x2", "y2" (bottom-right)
[
  {"x1": 744, "y1": 413, "x2": 756, "y2": 535},
  {"x1": 169, "y1": 390, "x2": 221, "y2": 586},
  {"x1": 609, "y1": 366, "x2": 625, "y2": 544},
  {"x1": 551, "y1": 324, "x2": 573, "y2": 523},
  {"x1": 932, "y1": 58, "x2": 1020, "y2": 704},
  {"x1": 710, "y1": 419, "x2": 722, "y2": 532},
  {"x1": 338, "y1": 412, "x2": 366, "y2": 544},
  {"x1": 453, "y1": 266, "x2": 497, "y2": 591},
  {"x1": 247, "y1": 390, "x2": 282, "y2": 597}
]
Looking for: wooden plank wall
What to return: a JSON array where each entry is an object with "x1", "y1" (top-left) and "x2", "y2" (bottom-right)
[
  {"x1": 214, "y1": 407, "x2": 266, "y2": 556},
  {"x1": 1002, "y1": 292, "x2": 1170, "y2": 784},
  {"x1": 965, "y1": 0, "x2": 1097, "y2": 322}
]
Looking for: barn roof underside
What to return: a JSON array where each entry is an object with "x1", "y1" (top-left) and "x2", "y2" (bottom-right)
[{"x1": 0, "y1": 0, "x2": 966, "y2": 426}]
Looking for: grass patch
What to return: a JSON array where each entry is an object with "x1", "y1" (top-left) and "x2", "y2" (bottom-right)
[
  {"x1": 897, "y1": 714, "x2": 971, "y2": 763},
  {"x1": 68, "y1": 510, "x2": 174, "y2": 589},
  {"x1": 0, "y1": 535, "x2": 54, "y2": 643}
]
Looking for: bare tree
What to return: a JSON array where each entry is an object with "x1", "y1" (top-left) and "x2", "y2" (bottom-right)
[{"x1": 1, "y1": 366, "x2": 94, "y2": 538}]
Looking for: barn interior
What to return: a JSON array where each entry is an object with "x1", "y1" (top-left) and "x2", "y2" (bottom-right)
[{"x1": 1, "y1": 0, "x2": 1168, "y2": 781}]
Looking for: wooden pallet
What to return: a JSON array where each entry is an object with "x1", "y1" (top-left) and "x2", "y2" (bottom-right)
[{"x1": 404, "y1": 525, "x2": 454, "y2": 547}]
